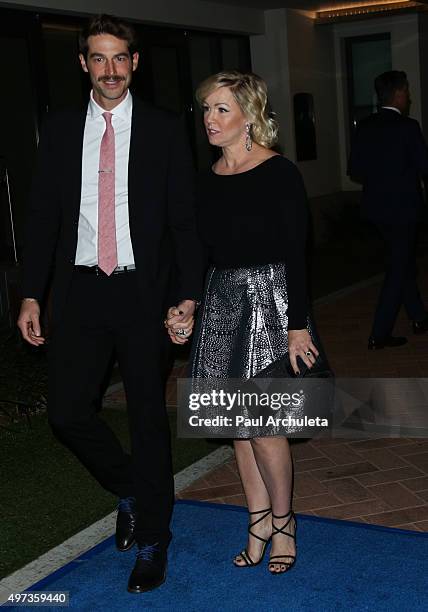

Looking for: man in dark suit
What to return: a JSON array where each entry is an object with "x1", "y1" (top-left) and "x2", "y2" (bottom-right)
[
  {"x1": 17, "y1": 15, "x2": 202, "y2": 593},
  {"x1": 348, "y1": 70, "x2": 428, "y2": 349}
]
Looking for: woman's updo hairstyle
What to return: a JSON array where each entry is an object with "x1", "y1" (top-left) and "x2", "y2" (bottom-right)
[{"x1": 196, "y1": 70, "x2": 279, "y2": 149}]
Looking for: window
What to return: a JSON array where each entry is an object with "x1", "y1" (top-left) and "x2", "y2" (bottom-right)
[
  {"x1": 293, "y1": 93, "x2": 317, "y2": 162},
  {"x1": 346, "y1": 33, "x2": 391, "y2": 135}
]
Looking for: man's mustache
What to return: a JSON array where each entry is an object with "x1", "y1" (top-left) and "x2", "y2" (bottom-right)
[{"x1": 98, "y1": 75, "x2": 126, "y2": 83}]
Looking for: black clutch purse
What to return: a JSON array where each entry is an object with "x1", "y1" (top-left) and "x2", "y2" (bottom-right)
[
  {"x1": 254, "y1": 352, "x2": 333, "y2": 378},
  {"x1": 254, "y1": 321, "x2": 333, "y2": 379}
]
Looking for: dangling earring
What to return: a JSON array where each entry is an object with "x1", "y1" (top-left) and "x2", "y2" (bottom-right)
[{"x1": 245, "y1": 123, "x2": 252, "y2": 151}]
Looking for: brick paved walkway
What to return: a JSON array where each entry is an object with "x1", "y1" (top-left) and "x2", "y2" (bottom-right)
[
  {"x1": 315, "y1": 273, "x2": 428, "y2": 378},
  {"x1": 177, "y1": 438, "x2": 428, "y2": 531}
]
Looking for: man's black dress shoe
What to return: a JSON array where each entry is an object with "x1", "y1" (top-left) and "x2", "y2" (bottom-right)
[
  {"x1": 127, "y1": 542, "x2": 167, "y2": 593},
  {"x1": 116, "y1": 497, "x2": 137, "y2": 552},
  {"x1": 413, "y1": 316, "x2": 428, "y2": 335},
  {"x1": 368, "y1": 336, "x2": 408, "y2": 350}
]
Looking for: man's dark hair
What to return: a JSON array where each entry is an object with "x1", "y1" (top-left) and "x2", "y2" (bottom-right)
[
  {"x1": 374, "y1": 70, "x2": 408, "y2": 106},
  {"x1": 79, "y1": 14, "x2": 138, "y2": 58}
]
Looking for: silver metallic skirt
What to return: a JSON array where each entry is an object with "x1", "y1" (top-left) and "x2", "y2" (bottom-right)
[{"x1": 189, "y1": 262, "x2": 305, "y2": 437}]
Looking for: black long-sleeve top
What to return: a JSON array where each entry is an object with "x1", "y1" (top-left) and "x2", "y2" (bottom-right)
[{"x1": 195, "y1": 155, "x2": 309, "y2": 329}]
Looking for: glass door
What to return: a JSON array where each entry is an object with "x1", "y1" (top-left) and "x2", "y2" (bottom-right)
[
  {"x1": 345, "y1": 33, "x2": 391, "y2": 138},
  {"x1": 0, "y1": 10, "x2": 45, "y2": 261},
  {"x1": 188, "y1": 33, "x2": 251, "y2": 170}
]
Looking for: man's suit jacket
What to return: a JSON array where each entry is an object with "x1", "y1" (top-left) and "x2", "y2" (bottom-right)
[
  {"x1": 348, "y1": 108, "x2": 428, "y2": 223},
  {"x1": 22, "y1": 95, "x2": 203, "y2": 326}
]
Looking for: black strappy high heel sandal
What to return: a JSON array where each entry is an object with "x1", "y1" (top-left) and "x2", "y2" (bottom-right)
[
  {"x1": 233, "y1": 507, "x2": 272, "y2": 567},
  {"x1": 268, "y1": 510, "x2": 297, "y2": 574}
]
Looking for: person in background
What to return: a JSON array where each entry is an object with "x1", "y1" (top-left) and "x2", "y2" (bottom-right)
[{"x1": 348, "y1": 70, "x2": 428, "y2": 349}]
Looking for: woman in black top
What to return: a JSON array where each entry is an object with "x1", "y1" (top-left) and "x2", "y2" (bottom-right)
[{"x1": 166, "y1": 71, "x2": 318, "y2": 574}]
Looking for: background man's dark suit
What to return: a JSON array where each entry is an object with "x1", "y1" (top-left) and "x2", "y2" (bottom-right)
[
  {"x1": 21, "y1": 96, "x2": 203, "y2": 544},
  {"x1": 348, "y1": 107, "x2": 428, "y2": 339}
]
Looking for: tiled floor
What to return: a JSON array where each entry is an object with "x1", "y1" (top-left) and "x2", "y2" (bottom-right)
[{"x1": 106, "y1": 258, "x2": 428, "y2": 532}]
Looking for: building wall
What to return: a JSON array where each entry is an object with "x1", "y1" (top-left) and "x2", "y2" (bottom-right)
[
  {"x1": 0, "y1": 0, "x2": 264, "y2": 34},
  {"x1": 286, "y1": 9, "x2": 341, "y2": 198},
  {"x1": 251, "y1": 9, "x2": 341, "y2": 198},
  {"x1": 5, "y1": 0, "x2": 426, "y2": 201},
  {"x1": 250, "y1": 9, "x2": 294, "y2": 164},
  {"x1": 333, "y1": 14, "x2": 422, "y2": 190}
]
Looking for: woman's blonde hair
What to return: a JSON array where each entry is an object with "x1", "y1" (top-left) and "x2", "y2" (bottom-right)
[{"x1": 195, "y1": 70, "x2": 279, "y2": 149}]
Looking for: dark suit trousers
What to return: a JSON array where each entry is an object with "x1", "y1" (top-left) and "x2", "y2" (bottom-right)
[
  {"x1": 371, "y1": 223, "x2": 426, "y2": 338},
  {"x1": 47, "y1": 270, "x2": 174, "y2": 544}
]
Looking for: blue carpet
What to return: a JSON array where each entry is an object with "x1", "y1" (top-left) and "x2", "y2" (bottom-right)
[{"x1": 18, "y1": 500, "x2": 428, "y2": 611}]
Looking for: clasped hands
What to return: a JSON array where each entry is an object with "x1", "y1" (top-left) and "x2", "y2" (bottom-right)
[{"x1": 164, "y1": 299, "x2": 196, "y2": 345}]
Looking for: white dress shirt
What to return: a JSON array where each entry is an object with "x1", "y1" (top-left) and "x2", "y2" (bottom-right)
[
  {"x1": 75, "y1": 90, "x2": 135, "y2": 266},
  {"x1": 381, "y1": 106, "x2": 401, "y2": 114}
]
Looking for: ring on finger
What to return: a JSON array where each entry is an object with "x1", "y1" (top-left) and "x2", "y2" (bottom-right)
[
  {"x1": 305, "y1": 350, "x2": 312, "y2": 357},
  {"x1": 175, "y1": 328, "x2": 188, "y2": 337}
]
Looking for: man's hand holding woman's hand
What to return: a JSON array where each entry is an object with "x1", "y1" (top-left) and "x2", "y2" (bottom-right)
[
  {"x1": 288, "y1": 329, "x2": 319, "y2": 375},
  {"x1": 164, "y1": 299, "x2": 196, "y2": 345}
]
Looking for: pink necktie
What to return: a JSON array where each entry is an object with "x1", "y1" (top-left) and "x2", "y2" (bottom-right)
[{"x1": 98, "y1": 112, "x2": 117, "y2": 275}]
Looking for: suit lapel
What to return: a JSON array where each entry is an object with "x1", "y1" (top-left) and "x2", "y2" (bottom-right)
[
  {"x1": 68, "y1": 109, "x2": 87, "y2": 222},
  {"x1": 127, "y1": 96, "x2": 160, "y2": 283},
  {"x1": 128, "y1": 96, "x2": 154, "y2": 214}
]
